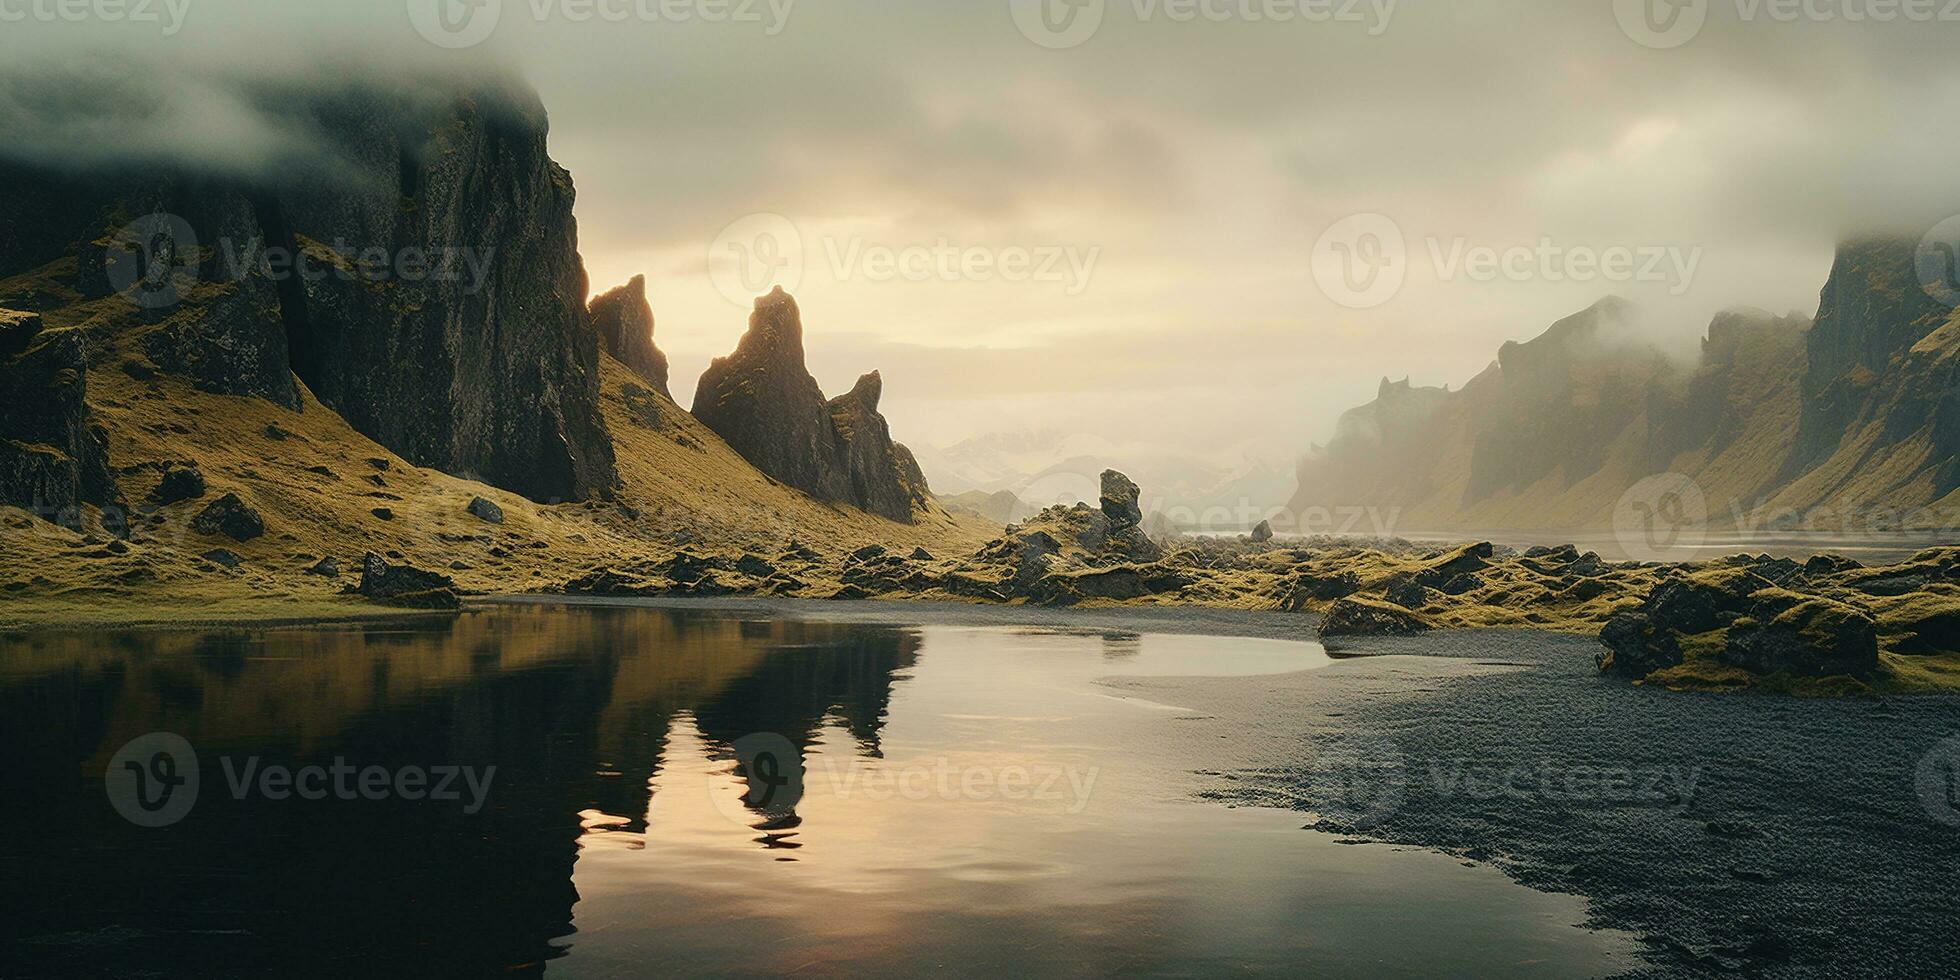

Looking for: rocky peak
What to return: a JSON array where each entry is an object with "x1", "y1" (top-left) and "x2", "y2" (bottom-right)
[
  {"x1": 588, "y1": 275, "x2": 671, "y2": 398},
  {"x1": 843, "y1": 371, "x2": 884, "y2": 412},
  {"x1": 692, "y1": 291, "x2": 929, "y2": 523}
]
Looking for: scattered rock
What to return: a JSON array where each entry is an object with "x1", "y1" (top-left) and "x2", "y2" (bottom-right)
[
  {"x1": 202, "y1": 548, "x2": 243, "y2": 569},
  {"x1": 263, "y1": 423, "x2": 291, "y2": 441},
  {"x1": 466, "y1": 496, "x2": 505, "y2": 524},
  {"x1": 358, "y1": 553, "x2": 459, "y2": 609},
  {"x1": 1321, "y1": 596, "x2": 1432, "y2": 638},
  {"x1": 150, "y1": 466, "x2": 206, "y2": 505},
  {"x1": 365, "y1": 458, "x2": 391, "y2": 471},
  {"x1": 306, "y1": 557, "x2": 340, "y2": 578},
  {"x1": 371, "y1": 507, "x2": 395, "y2": 521},
  {"x1": 190, "y1": 493, "x2": 265, "y2": 541},
  {"x1": 735, "y1": 554, "x2": 777, "y2": 578},
  {"x1": 828, "y1": 584, "x2": 873, "y2": 601},
  {"x1": 910, "y1": 547, "x2": 934, "y2": 561},
  {"x1": 1250, "y1": 520, "x2": 1274, "y2": 543}
]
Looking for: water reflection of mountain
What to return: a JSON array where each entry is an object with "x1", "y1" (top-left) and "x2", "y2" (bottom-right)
[{"x1": 0, "y1": 606, "x2": 917, "y2": 977}]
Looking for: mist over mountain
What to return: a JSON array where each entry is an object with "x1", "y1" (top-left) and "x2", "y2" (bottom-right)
[{"x1": 1288, "y1": 237, "x2": 1960, "y2": 534}]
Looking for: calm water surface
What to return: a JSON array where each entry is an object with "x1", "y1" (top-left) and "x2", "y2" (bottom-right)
[{"x1": 0, "y1": 605, "x2": 1632, "y2": 977}]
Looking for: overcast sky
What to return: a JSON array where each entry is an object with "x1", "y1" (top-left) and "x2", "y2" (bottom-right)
[{"x1": 5, "y1": 0, "x2": 1958, "y2": 469}]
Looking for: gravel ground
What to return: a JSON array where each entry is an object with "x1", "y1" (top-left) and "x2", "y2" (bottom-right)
[{"x1": 1126, "y1": 629, "x2": 1960, "y2": 978}]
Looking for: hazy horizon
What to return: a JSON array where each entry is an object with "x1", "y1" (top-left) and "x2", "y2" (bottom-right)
[{"x1": 5, "y1": 0, "x2": 1958, "y2": 482}]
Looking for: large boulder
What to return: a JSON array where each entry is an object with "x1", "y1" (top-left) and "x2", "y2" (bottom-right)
[
  {"x1": 587, "y1": 275, "x2": 670, "y2": 398},
  {"x1": 190, "y1": 493, "x2": 265, "y2": 542},
  {"x1": 691, "y1": 289, "x2": 927, "y2": 522},
  {"x1": 1321, "y1": 596, "x2": 1432, "y2": 638},
  {"x1": 1720, "y1": 597, "x2": 1879, "y2": 678},
  {"x1": 359, "y1": 553, "x2": 460, "y2": 609},
  {"x1": 1100, "y1": 470, "x2": 1143, "y2": 529}
]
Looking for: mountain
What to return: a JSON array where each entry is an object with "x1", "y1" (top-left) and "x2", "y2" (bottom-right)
[
  {"x1": 691, "y1": 287, "x2": 932, "y2": 523},
  {"x1": 1288, "y1": 237, "x2": 1960, "y2": 532},
  {"x1": 938, "y1": 489, "x2": 1033, "y2": 524},
  {"x1": 588, "y1": 274, "x2": 670, "y2": 398},
  {"x1": 0, "y1": 73, "x2": 616, "y2": 504}
]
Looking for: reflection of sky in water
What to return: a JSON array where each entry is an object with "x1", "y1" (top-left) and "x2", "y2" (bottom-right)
[
  {"x1": 567, "y1": 625, "x2": 1630, "y2": 978},
  {"x1": 0, "y1": 608, "x2": 1631, "y2": 977}
]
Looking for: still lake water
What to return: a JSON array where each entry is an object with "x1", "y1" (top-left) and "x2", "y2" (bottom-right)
[{"x1": 0, "y1": 604, "x2": 1633, "y2": 977}]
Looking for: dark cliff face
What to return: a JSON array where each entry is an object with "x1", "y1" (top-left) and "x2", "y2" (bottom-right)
[
  {"x1": 0, "y1": 311, "x2": 118, "y2": 525},
  {"x1": 270, "y1": 81, "x2": 616, "y2": 503},
  {"x1": 587, "y1": 275, "x2": 670, "y2": 398},
  {"x1": 691, "y1": 288, "x2": 929, "y2": 523},
  {"x1": 1790, "y1": 237, "x2": 1959, "y2": 481},
  {"x1": 0, "y1": 76, "x2": 618, "y2": 505}
]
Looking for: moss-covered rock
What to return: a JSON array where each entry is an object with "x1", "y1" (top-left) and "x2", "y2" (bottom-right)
[
  {"x1": 1596, "y1": 610, "x2": 1685, "y2": 678},
  {"x1": 1321, "y1": 596, "x2": 1432, "y2": 638},
  {"x1": 1720, "y1": 597, "x2": 1878, "y2": 678}
]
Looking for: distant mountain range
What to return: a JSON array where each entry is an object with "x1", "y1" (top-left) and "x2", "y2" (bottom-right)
[{"x1": 1288, "y1": 238, "x2": 1960, "y2": 533}]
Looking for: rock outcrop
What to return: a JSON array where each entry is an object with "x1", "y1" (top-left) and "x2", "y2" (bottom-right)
[
  {"x1": 692, "y1": 288, "x2": 929, "y2": 522},
  {"x1": 1321, "y1": 596, "x2": 1432, "y2": 638},
  {"x1": 1720, "y1": 596, "x2": 1879, "y2": 678},
  {"x1": 1100, "y1": 469, "x2": 1143, "y2": 528},
  {"x1": 587, "y1": 275, "x2": 670, "y2": 398},
  {"x1": 0, "y1": 310, "x2": 118, "y2": 526},
  {"x1": 0, "y1": 74, "x2": 618, "y2": 505}
]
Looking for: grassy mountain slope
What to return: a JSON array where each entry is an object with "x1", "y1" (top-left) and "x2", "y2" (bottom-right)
[{"x1": 0, "y1": 259, "x2": 991, "y2": 627}]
